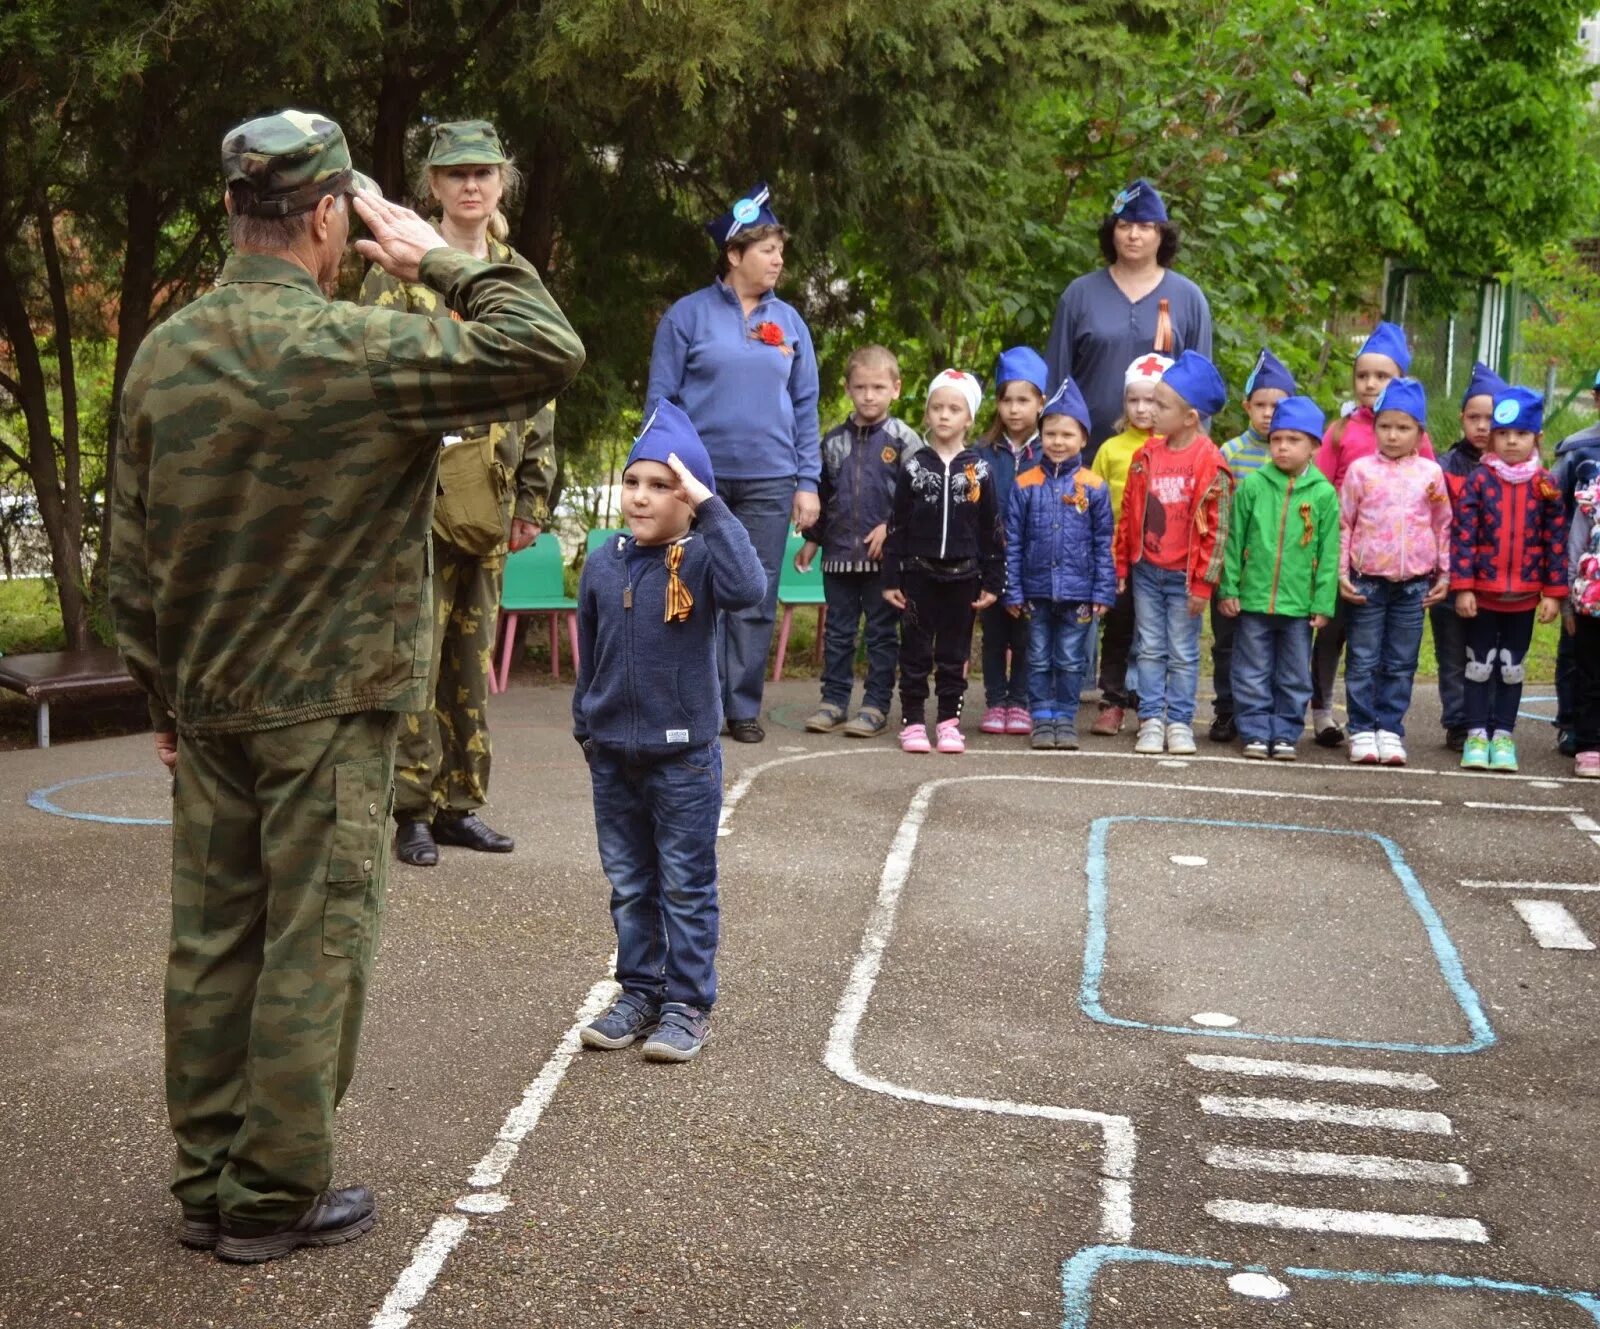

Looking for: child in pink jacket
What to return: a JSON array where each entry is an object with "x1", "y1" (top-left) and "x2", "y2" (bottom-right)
[{"x1": 1337, "y1": 377, "x2": 1451, "y2": 766}]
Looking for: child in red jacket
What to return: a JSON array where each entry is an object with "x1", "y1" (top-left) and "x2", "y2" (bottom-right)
[{"x1": 1450, "y1": 386, "x2": 1568, "y2": 772}]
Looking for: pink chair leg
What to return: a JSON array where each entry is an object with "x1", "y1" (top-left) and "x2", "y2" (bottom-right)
[
  {"x1": 497, "y1": 613, "x2": 521, "y2": 692},
  {"x1": 772, "y1": 605, "x2": 794, "y2": 682},
  {"x1": 548, "y1": 613, "x2": 560, "y2": 680},
  {"x1": 566, "y1": 611, "x2": 580, "y2": 674},
  {"x1": 487, "y1": 615, "x2": 503, "y2": 695}
]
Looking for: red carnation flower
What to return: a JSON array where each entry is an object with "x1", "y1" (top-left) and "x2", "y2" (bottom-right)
[{"x1": 756, "y1": 321, "x2": 786, "y2": 347}]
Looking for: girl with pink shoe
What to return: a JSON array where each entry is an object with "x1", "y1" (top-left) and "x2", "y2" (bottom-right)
[{"x1": 882, "y1": 370, "x2": 1006, "y2": 753}]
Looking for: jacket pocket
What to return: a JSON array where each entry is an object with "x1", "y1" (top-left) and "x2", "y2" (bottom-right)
[{"x1": 324, "y1": 756, "x2": 386, "y2": 958}]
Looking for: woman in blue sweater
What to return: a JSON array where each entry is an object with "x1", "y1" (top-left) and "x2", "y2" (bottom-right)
[{"x1": 645, "y1": 182, "x2": 822, "y2": 743}]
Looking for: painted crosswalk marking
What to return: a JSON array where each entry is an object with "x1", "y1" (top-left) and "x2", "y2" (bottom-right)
[
  {"x1": 1185, "y1": 1054, "x2": 1438, "y2": 1091},
  {"x1": 1511, "y1": 899, "x2": 1596, "y2": 951},
  {"x1": 1198, "y1": 1094, "x2": 1453, "y2": 1135},
  {"x1": 1460, "y1": 880, "x2": 1600, "y2": 892},
  {"x1": 1204, "y1": 1198, "x2": 1489, "y2": 1243},
  {"x1": 1203, "y1": 1144, "x2": 1470, "y2": 1185}
]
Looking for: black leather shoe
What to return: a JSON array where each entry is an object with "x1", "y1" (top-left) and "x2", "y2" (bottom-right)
[
  {"x1": 728, "y1": 719, "x2": 765, "y2": 744},
  {"x1": 178, "y1": 1211, "x2": 219, "y2": 1250},
  {"x1": 432, "y1": 811, "x2": 514, "y2": 853},
  {"x1": 395, "y1": 819, "x2": 438, "y2": 867},
  {"x1": 1444, "y1": 727, "x2": 1467, "y2": 752},
  {"x1": 1207, "y1": 713, "x2": 1238, "y2": 743},
  {"x1": 214, "y1": 1185, "x2": 376, "y2": 1264}
]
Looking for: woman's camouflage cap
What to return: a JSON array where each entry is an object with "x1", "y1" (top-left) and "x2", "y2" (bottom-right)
[
  {"x1": 221, "y1": 109, "x2": 377, "y2": 218},
  {"x1": 426, "y1": 120, "x2": 509, "y2": 167}
]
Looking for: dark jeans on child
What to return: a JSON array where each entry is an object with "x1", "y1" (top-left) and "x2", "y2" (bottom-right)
[
  {"x1": 1556, "y1": 624, "x2": 1577, "y2": 733},
  {"x1": 980, "y1": 601, "x2": 1030, "y2": 709},
  {"x1": 1026, "y1": 601, "x2": 1094, "y2": 725},
  {"x1": 1573, "y1": 615, "x2": 1600, "y2": 753},
  {"x1": 1310, "y1": 598, "x2": 1349, "y2": 714},
  {"x1": 1231, "y1": 612, "x2": 1312, "y2": 747},
  {"x1": 1463, "y1": 607, "x2": 1535, "y2": 735},
  {"x1": 1345, "y1": 574, "x2": 1426, "y2": 735},
  {"x1": 821, "y1": 570, "x2": 899, "y2": 714},
  {"x1": 587, "y1": 742, "x2": 722, "y2": 1010},
  {"x1": 1430, "y1": 602, "x2": 1469, "y2": 733},
  {"x1": 1209, "y1": 597, "x2": 1236, "y2": 720},
  {"x1": 1097, "y1": 587, "x2": 1137, "y2": 709},
  {"x1": 898, "y1": 565, "x2": 979, "y2": 728}
]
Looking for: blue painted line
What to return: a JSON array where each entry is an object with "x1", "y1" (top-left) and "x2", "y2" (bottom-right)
[
  {"x1": 1060, "y1": 1245, "x2": 1600, "y2": 1327},
  {"x1": 1079, "y1": 815, "x2": 1495, "y2": 1055},
  {"x1": 27, "y1": 771, "x2": 171, "y2": 826}
]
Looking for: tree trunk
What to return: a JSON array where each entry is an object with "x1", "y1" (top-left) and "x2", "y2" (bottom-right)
[
  {"x1": 371, "y1": 4, "x2": 422, "y2": 202},
  {"x1": 515, "y1": 131, "x2": 565, "y2": 277}
]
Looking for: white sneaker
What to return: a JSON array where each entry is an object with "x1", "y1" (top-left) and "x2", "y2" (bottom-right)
[
  {"x1": 1165, "y1": 722, "x2": 1197, "y2": 755},
  {"x1": 1376, "y1": 730, "x2": 1407, "y2": 766},
  {"x1": 1134, "y1": 717, "x2": 1166, "y2": 754},
  {"x1": 1348, "y1": 731, "x2": 1379, "y2": 764},
  {"x1": 1242, "y1": 740, "x2": 1270, "y2": 760}
]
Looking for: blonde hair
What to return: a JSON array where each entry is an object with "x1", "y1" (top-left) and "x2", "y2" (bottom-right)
[
  {"x1": 416, "y1": 159, "x2": 524, "y2": 242},
  {"x1": 845, "y1": 344, "x2": 900, "y2": 382}
]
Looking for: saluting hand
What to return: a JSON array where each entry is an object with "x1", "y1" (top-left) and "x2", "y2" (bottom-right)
[
  {"x1": 352, "y1": 190, "x2": 448, "y2": 283},
  {"x1": 667, "y1": 453, "x2": 713, "y2": 509}
]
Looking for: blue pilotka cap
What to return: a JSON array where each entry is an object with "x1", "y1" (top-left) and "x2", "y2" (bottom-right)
[
  {"x1": 1358, "y1": 321, "x2": 1412, "y2": 374},
  {"x1": 1491, "y1": 386, "x2": 1544, "y2": 434},
  {"x1": 1244, "y1": 347, "x2": 1297, "y2": 398},
  {"x1": 627, "y1": 400, "x2": 717, "y2": 495},
  {"x1": 1160, "y1": 349, "x2": 1228, "y2": 417},
  {"x1": 1374, "y1": 376, "x2": 1427, "y2": 426},
  {"x1": 705, "y1": 181, "x2": 781, "y2": 247},
  {"x1": 1039, "y1": 377, "x2": 1092, "y2": 433},
  {"x1": 994, "y1": 346, "x2": 1050, "y2": 396},
  {"x1": 1461, "y1": 361, "x2": 1509, "y2": 407},
  {"x1": 1111, "y1": 177, "x2": 1168, "y2": 223},
  {"x1": 1269, "y1": 395, "x2": 1326, "y2": 440}
]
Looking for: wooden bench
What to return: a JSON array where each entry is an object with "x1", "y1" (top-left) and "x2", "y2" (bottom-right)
[{"x1": 0, "y1": 647, "x2": 142, "y2": 748}]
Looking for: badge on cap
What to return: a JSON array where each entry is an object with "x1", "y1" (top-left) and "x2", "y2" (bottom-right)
[
  {"x1": 1113, "y1": 185, "x2": 1139, "y2": 215},
  {"x1": 1493, "y1": 399, "x2": 1520, "y2": 425},
  {"x1": 732, "y1": 197, "x2": 760, "y2": 225}
]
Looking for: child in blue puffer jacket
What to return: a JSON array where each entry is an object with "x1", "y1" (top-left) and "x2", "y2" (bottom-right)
[{"x1": 1004, "y1": 378, "x2": 1117, "y2": 749}]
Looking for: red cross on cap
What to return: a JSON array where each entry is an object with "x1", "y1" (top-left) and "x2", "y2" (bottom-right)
[{"x1": 1135, "y1": 356, "x2": 1165, "y2": 375}]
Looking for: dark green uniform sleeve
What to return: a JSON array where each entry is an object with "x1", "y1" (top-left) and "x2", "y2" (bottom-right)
[
  {"x1": 514, "y1": 403, "x2": 558, "y2": 526},
  {"x1": 107, "y1": 390, "x2": 175, "y2": 731}
]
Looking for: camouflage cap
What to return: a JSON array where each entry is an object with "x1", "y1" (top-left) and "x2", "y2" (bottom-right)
[
  {"x1": 425, "y1": 120, "x2": 509, "y2": 168},
  {"x1": 221, "y1": 109, "x2": 377, "y2": 218}
]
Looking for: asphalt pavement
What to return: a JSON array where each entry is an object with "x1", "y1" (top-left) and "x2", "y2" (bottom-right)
[{"x1": 2, "y1": 678, "x2": 1597, "y2": 1328}]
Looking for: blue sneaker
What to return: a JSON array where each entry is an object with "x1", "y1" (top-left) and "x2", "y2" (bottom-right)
[
  {"x1": 640, "y1": 1003, "x2": 710, "y2": 1063},
  {"x1": 579, "y1": 992, "x2": 660, "y2": 1050}
]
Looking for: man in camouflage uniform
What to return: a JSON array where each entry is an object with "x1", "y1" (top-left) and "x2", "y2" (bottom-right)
[
  {"x1": 108, "y1": 109, "x2": 583, "y2": 1263},
  {"x1": 359, "y1": 120, "x2": 555, "y2": 866}
]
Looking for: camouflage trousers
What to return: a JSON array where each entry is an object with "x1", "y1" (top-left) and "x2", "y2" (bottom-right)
[
  {"x1": 393, "y1": 538, "x2": 503, "y2": 822},
  {"x1": 167, "y1": 709, "x2": 399, "y2": 1229}
]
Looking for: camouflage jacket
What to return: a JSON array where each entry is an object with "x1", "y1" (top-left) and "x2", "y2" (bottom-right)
[
  {"x1": 109, "y1": 247, "x2": 585, "y2": 735},
  {"x1": 359, "y1": 234, "x2": 558, "y2": 542}
]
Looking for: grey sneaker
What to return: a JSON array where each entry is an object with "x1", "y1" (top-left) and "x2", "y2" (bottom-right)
[
  {"x1": 640, "y1": 1003, "x2": 710, "y2": 1063},
  {"x1": 804, "y1": 702, "x2": 847, "y2": 733},
  {"x1": 579, "y1": 992, "x2": 660, "y2": 1050},
  {"x1": 1165, "y1": 722, "x2": 1197, "y2": 756},
  {"x1": 842, "y1": 706, "x2": 888, "y2": 738},
  {"x1": 1031, "y1": 722, "x2": 1055, "y2": 750},
  {"x1": 1054, "y1": 724, "x2": 1080, "y2": 751}
]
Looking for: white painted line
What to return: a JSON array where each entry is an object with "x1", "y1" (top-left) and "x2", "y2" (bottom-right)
[
  {"x1": 370, "y1": 1216, "x2": 471, "y2": 1329},
  {"x1": 1228, "y1": 1272, "x2": 1291, "y2": 1300},
  {"x1": 1511, "y1": 899, "x2": 1596, "y2": 951},
  {"x1": 1185, "y1": 1054, "x2": 1438, "y2": 1091},
  {"x1": 1170, "y1": 854, "x2": 1208, "y2": 866},
  {"x1": 1205, "y1": 1198, "x2": 1489, "y2": 1243},
  {"x1": 1190, "y1": 1012, "x2": 1239, "y2": 1028},
  {"x1": 1204, "y1": 1144, "x2": 1470, "y2": 1185},
  {"x1": 1463, "y1": 801, "x2": 1583, "y2": 813},
  {"x1": 1531, "y1": 780, "x2": 1563, "y2": 790},
  {"x1": 1461, "y1": 879, "x2": 1600, "y2": 893},
  {"x1": 1569, "y1": 813, "x2": 1600, "y2": 833},
  {"x1": 1198, "y1": 1094, "x2": 1453, "y2": 1135},
  {"x1": 454, "y1": 1192, "x2": 511, "y2": 1214},
  {"x1": 822, "y1": 778, "x2": 1137, "y2": 1242}
]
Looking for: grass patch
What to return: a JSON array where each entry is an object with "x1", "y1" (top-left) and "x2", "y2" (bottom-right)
[{"x1": 0, "y1": 578, "x2": 67, "y2": 655}]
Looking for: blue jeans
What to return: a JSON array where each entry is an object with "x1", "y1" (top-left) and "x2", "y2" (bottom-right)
[
  {"x1": 587, "y1": 742, "x2": 722, "y2": 1010},
  {"x1": 717, "y1": 476, "x2": 795, "y2": 723},
  {"x1": 980, "y1": 602, "x2": 1030, "y2": 707},
  {"x1": 1344, "y1": 575, "x2": 1427, "y2": 736},
  {"x1": 1131, "y1": 562, "x2": 1202, "y2": 725},
  {"x1": 821, "y1": 570, "x2": 899, "y2": 712},
  {"x1": 1231, "y1": 612, "x2": 1313, "y2": 746},
  {"x1": 1026, "y1": 602, "x2": 1094, "y2": 723}
]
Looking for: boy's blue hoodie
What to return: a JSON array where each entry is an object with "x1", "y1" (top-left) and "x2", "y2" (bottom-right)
[
  {"x1": 1003, "y1": 454, "x2": 1117, "y2": 607},
  {"x1": 801, "y1": 414, "x2": 921, "y2": 571},
  {"x1": 573, "y1": 497, "x2": 767, "y2": 760},
  {"x1": 644, "y1": 281, "x2": 822, "y2": 492},
  {"x1": 1556, "y1": 422, "x2": 1600, "y2": 516}
]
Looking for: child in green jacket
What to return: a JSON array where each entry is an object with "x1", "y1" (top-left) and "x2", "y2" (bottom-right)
[{"x1": 1217, "y1": 396, "x2": 1340, "y2": 759}]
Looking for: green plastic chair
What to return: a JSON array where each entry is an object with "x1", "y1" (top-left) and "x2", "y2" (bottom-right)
[
  {"x1": 495, "y1": 535, "x2": 578, "y2": 689},
  {"x1": 584, "y1": 527, "x2": 627, "y2": 558},
  {"x1": 772, "y1": 531, "x2": 827, "y2": 681}
]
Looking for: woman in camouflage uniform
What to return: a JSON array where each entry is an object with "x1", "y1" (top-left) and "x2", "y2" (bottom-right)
[{"x1": 361, "y1": 120, "x2": 559, "y2": 867}]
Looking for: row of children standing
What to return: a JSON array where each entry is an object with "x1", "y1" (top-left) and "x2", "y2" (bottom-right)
[{"x1": 797, "y1": 324, "x2": 1597, "y2": 776}]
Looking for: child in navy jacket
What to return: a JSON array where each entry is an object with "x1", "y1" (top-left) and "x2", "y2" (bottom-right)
[
  {"x1": 573, "y1": 401, "x2": 766, "y2": 1063},
  {"x1": 1004, "y1": 378, "x2": 1116, "y2": 748}
]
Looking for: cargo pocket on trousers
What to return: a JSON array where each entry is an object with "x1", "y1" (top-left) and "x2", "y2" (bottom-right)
[{"x1": 325, "y1": 756, "x2": 386, "y2": 959}]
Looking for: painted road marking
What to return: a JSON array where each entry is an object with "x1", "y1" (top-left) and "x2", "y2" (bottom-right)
[
  {"x1": 1204, "y1": 1198, "x2": 1489, "y2": 1243},
  {"x1": 25, "y1": 771, "x2": 172, "y2": 826},
  {"x1": 1169, "y1": 853, "x2": 1207, "y2": 866},
  {"x1": 1083, "y1": 816, "x2": 1495, "y2": 1056},
  {"x1": 1511, "y1": 899, "x2": 1596, "y2": 951},
  {"x1": 1461, "y1": 879, "x2": 1600, "y2": 892},
  {"x1": 822, "y1": 777, "x2": 1136, "y2": 1242},
  {"x1": 1228, "y1": 1272, "x2": 1291, "y2": 1299},
  {"x1": 1198, "y1": 1094, "x2": 1453, "y2": 1135},
  {"x1": 1463, "y1": 800, "x2": 1584, "y2": 812},
  {"x1": 1190, "y1": 1012, "x2": 1239, "y2": 1028},
  {"x1": 371, "y1": 1217, "x2": 471, "y2": 1329},
  {"x1": 1185, "y1": 1054, "x2": 1439, "y2": 1091},
  {"x1": 1570, "y1": 813, "x2": 1600, "y2": 832},
  {"x1": 1204, "y1": 1144, "x2": 1470, "y2": 1185}
]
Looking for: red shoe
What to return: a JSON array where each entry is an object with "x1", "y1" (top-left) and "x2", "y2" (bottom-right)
[{"x1": 1090, "y1": 704, "x2": 1125, "y2": 737}]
